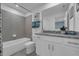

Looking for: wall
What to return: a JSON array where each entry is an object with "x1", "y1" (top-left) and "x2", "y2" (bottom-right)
[
  {"x1": 67, "y1": 3, "x2": 79, "y2": 32},
  {"x1": 74, "y1": 4, "x2": 79, "y2": 32},
  {"x1": 2, "y1": 10, "x2": 26, "y2": 42},
  {"x1": 66, "y1": 4, "x2": 75, "y2": 31},
  {"x1": 75, "y1": 11, "x2": 79, "y2": 32},
  {"x1": 25, "y1": 15, "x2": 32, "y2": 38}
]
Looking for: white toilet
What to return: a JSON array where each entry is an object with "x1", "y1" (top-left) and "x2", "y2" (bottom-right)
[{"x1": 25, "y1": 41, "x2": 35, "y2": 55}]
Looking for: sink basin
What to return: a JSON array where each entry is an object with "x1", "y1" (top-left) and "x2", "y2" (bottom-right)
[{"x1": 64, "y1": 31, "x2": 77, "y2": 35}]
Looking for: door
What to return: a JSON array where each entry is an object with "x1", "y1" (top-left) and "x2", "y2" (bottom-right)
[
  {"x1": 35, "y1": 35, "x2": 53, "y2": 56},
  {"x1": 39, "y1": 39, "x2": 53, "y2": 56},
  {"x1": 52, "y1": 42, "x2": 79, "y2": 56},
  {"x1": 52, "y1": 43, "x2": 69, "y2": 56}
]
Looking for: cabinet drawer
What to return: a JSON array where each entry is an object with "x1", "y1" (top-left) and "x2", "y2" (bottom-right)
[{"x1": 41, "y1": 36, "x2": 64, "y2": 43}]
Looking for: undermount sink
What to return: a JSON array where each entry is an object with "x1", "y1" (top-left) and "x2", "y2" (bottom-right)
[{"x1": 64, "y1": 31, "x2": 77, "y2": 35}]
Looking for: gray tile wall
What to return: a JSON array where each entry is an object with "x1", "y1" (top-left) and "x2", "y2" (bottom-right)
[
  {"x1": 25, "y1": 15, "x2": 32, "y2": 38},
  {"x1": 2, "y1": 10, "x2": 26, "y2": 42}
]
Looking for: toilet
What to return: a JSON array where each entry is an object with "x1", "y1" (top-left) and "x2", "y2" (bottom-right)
[{"x1": 25, "y1": 41, "x2": 35, "y2": 55}]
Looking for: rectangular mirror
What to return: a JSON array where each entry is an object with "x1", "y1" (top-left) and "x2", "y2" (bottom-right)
[{"x1": 42, "y1": 3, "x2": 70, "y2": 32}]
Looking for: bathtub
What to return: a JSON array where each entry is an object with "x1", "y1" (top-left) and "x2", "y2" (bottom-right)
[{"x1": 3, "y1": 38, "x2": 31, "y2": 56}]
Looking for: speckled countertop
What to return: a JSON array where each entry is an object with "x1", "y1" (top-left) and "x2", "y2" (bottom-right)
[{"x1": 35, "y1": 32, "x2": 79, "y2": 39}]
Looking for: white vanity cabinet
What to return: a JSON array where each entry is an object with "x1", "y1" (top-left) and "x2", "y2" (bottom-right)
[
  {"x1": 35, "y1": 35, "x2": 53, "y2": 56},
  {"x1": 34, "y1": 35, "x2": 79, "y2": 56}
]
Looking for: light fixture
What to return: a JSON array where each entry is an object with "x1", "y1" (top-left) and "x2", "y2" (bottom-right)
[
  {"x1": 14, "y1": 3, "x2": 32, "y2": 12},
  {"x1": 16, "y1": 5, "x2": 19, "y2": 7}
]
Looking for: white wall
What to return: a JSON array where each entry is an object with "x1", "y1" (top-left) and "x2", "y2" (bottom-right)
[
  {"x1": 69, "y1": 18, "x2": 74, "y2": 31},
  {"x1": 67, "y1": 3, "x2": 79, "y2": 32},
  {"x1": 67, "y1": 4, "x2": 75, "y2": 31},
  {"x1": 75, "y1": 9, "x2": 79, "y2": 32}
]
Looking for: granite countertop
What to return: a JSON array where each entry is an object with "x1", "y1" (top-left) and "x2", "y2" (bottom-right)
[{"x1": 35, "y1": 32, "x2": 79, "y2": 39}]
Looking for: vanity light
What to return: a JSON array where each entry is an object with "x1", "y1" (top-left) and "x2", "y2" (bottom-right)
[{"x1": 16, "y1": 5, "x2": 19, "y2": 7}]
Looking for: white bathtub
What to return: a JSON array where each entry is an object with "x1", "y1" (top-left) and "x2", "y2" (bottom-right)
[{"x1": 3, "y1": 38, "x2": 31, "y2": 56}]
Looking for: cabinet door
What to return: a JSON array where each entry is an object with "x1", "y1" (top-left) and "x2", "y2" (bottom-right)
[
  {"x1": 35, "y1": 36, "x2": 52, "y2": 56},
  {"x1": 52, "y1": 43, "x2": 68, "y2": 56},
  {"x1": 40, "y1": 39, "x2": 53, "y2": 56},
  {"x1": 52, "y1": 43, "x2": 79, "y2": 56}
]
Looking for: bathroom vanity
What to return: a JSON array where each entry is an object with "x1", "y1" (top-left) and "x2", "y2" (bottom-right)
[
  {"x1": 32, "y1": 3, "x2": 79, "y2": 56},
  {"x1": 33, "y1": 33, "x2": 79, "y2": 56}
]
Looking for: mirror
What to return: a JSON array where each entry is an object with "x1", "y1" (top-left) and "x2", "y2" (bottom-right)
[
  {"x1": 42, "y1": 3, "x2": 79, "y2": 33},
  {"x1": 42, "y1": 3, "x2": 70, "y2": 32},
  {"x1": 55, "y1": 20, "x2": 64, "y2": 30}
]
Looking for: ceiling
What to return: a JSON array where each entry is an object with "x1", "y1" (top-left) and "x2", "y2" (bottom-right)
[
  {"x1": 2, "y1": 3, "x2": 47, "y2": 15},
  {"x1": 1, "y1": 3, "x2": 70, "y2": 17},
  {"x1": 42, "y1": 3, "x2": 70, "y2": 16}
]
